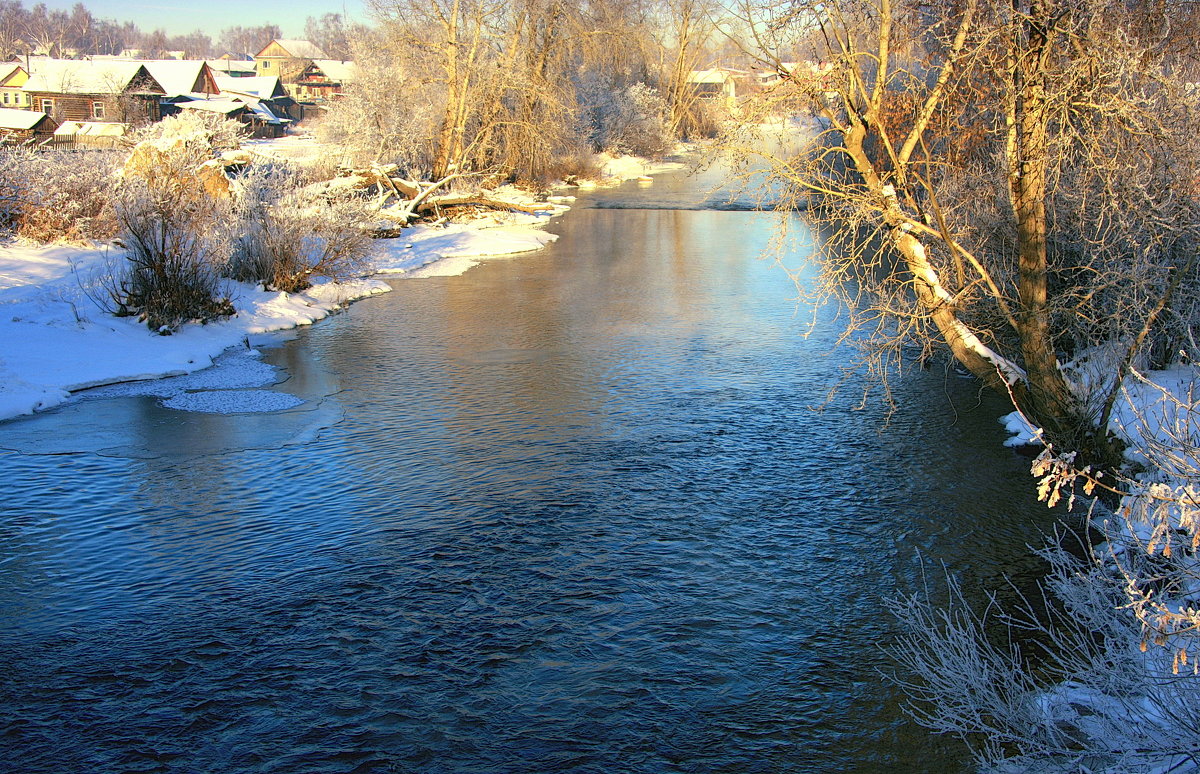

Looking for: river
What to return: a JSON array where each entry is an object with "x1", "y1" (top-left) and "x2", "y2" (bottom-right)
[{"x1": 0, "y1": 170, "x2": 1062, "y2": 773}]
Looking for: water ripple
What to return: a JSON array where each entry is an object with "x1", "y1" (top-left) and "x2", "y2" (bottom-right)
[{"x1": 0, "y1": 192, "x2": 1056, "y2": 773}]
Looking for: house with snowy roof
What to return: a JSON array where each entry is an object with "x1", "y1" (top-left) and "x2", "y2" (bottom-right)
[
  {"x1": 0, "y1": 63, "x2": 30, "y2": 110},
  {"x1": 212, "y1": 74, "x2": 296, "y2": 121},
  {"x1": 687, "y1": 69, "x2": 740, "y2": 103},
  {"x1": 254, "y1": 39, "x2": 328, "y2": 82},
  {"x1": 293, "y1": 60, "x2": 355, "y2": 102},
  {"x1": 21, "y1": 59, "x2": 166, "y2": 125},
  {"x1": 169, "y1": 73, "x2": 295, "y2": 137},
  {"x1": 206, "y1": 58, "x2": 257, "y2": 78},
  {"x1": 137, "y1": 60, "x2": 219, "y2": 100},
  {"x1": 0, "y1": 106, "x2": 57, "y2": 144}
]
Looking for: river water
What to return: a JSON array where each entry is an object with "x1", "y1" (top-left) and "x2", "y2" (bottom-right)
[{"x1": 0, "y1": 171, "x2": 1062, "y2": 773}]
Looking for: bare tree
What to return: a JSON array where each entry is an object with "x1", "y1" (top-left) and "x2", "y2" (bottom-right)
[
  {"x1": 657, "y1": 0, "x2": 719, "y2": 138},
  {"x1": 218, "y1": 24, "x2": 282, "y2": 57},
  {"x1": 0, "y1": 1, "x2": 24, "y2": 59},
  {"x1": 304, "y1": 13, "x2": 352, "y2": 60},
  {"x1": 24, "y1": 2, "x2": 70, "y2": 55},
  {"x1": 722, "y1": 0, "x2": 1200, "y2": 465}
]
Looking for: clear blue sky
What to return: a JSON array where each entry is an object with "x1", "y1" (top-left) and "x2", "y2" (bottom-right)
[{"x1": 38, "y1": 0, "x2": 368, "y2": 37}]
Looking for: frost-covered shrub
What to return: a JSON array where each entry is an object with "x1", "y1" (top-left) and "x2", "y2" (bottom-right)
[
  {"x1": 590, "y1": 83, "x2": 674, "y2": 158},
  {"x1": 227, "y1": 164, "x2": 372, "y2": 293},
  {"x1": 106, "y1": 114, "x2": 243, "y2": 332},
  {"x1": 132, "y1": 110, "x2": 247, "y2": 155},
  {"x1": 111, "y1": 173, "x2": 234, "y2": 332},
  {"x1": 0, "y1": 147, "x2": 121, "y2": 243},
  {"x1": 892, "y1": 385, "x2": 1200, "y2": 773}
]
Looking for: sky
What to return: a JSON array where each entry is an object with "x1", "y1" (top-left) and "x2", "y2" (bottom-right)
[{"x1": 37, "y1": 0, "x2": 368, "y2": 38}]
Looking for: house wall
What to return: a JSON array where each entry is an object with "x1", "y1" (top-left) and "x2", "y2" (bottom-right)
[
  {"x1": 0, "y1": 68, "x2": 30, "y2": 108},
  {"x1": 293, "y1": 81, "x2": 341, "y2": 101},
  {"x1": 257, "y1": 58, "x2": 310, "y2": 82},
  {"x1": 0, "y1": 89, "x2": 31, "y2": 108},
  {"x1": 28, "y1": 92, "x2": 161, "y2": 124}
]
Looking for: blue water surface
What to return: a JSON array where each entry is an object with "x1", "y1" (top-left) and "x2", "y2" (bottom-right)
[{"x1": 0, "y1": 174, "x2": 1059, "y2": 773}]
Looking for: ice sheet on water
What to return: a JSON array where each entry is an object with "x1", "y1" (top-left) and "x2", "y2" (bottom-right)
[
  {"x1": 0, "y1": 344, "x2": 342, "y2": 458},
  {"x1": 162, "y1": 389, "x2": 304, "y2": 414},
  {"x1": 85, "y1": 348, "x2": 282, "y2": 399}
]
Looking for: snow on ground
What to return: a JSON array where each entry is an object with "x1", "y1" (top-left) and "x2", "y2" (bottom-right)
[
  {"x1": 594, "y1": 151, "x2": 689, "y2": 184},
  {"x1": 0, "y1": 211, "x2": 562, "y2": 421},
  {"x1": 0, "y1": 136, "x2": 686, "y2": 422},
  {"x1": 241, "y1": 132, "x2": 353, "y2": 167},
  {"x1": 0, "y1": 239, "x2": 390, "y2": 421}
]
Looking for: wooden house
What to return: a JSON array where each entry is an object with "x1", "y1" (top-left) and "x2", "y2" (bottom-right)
[
  {"x1": 687, "y1": 69, "x2": 740, "y2": 105},
  {"x1": 173, "y1": 73, "x2": 295, "y2": 137},
  {"x1": 253, "y1": 39, "x2": 327, "y2": 83},
  {"x1": 176, "y1": 96, "x2": 289, "y2": 138},
  {"x1": 293, "y1": 60, "x2": 355, "y2": 102},
  {"x1": 21, "y1": 60, "x2": 166, "y2": 125},
  {"x1": 0, "y1": 107, "x2": 57, "y2": 144},
  {"x1": 212, "y1": 74, "x2": 297, "y2": 122},
  {"x1": 138, "y1": 60, "x2": 220, "y2": 100}
]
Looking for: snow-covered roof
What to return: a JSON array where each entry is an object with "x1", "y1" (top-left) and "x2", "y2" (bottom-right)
[
  {"x1": 261, "y1": 39, "x2": 328, "y2": 59},
  {"x1": 135, "y1": 60, "x2": 212, "y2": 98},
  {"x1": 0, "y1": 63, "x2": 24, "y2": 85},
  {"x1": 23, "y1": 60, "x2": 157, "y2": 95},
  {"x1": 214, "y1": 74, "x2": 284, "y2": 100},
  {"x1": 0, "y1": 107, "x2": 47, "y2": 130},
  {"x1": 206, "y1": 59, "x2": 256, "y2": 75},
  {"x1": 687, "y1": 69, "x2": 731, "y2": 84},
  {"x1": 309, "y1": 60, "x2": 356, "y2": 82},
  {"x1": 176, "y1": 99, "x2": 245, "y2": 116},
  {"x1": 54, "y1": 121, "x2": 127, "y2": 137},
  {"x1": 247, "y1": 101, "x2": 286, "y2": 125}
]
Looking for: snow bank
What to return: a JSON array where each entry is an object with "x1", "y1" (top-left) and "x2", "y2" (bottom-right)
[
  {"x1": 0, "y1": 140, "x2": 696, "y2": 422},
  {"x1": 0, "y1": 240, "x2": 390, "y2": 421},
  {"x1": 0, "y1": 208, "x2": 565, "y2": 421},
  {"x1": 999, "y1": 362, "x2": 1200, "y2": 460},
  {"x1": 1000, "y1": 410, "x2": 1041, "y2": 448},
  {"x1": 374, "y1": 222, "x2": 558, "y2": 278},
  {"x1": 595, "y1": 151, "x2": 688, "y2": 184}
]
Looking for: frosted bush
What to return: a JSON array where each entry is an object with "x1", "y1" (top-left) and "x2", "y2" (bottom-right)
[
  {"x1": 0, "y1": 147, "x2": 122, "y2": 243},
  {"x1": 228, "y1": 164, "x2": 372, "y2": 293},
  {"x1": 104, "y1": 114, "x2": 244, "y2": 332},
  {"x1": 129, "y1": 110, "x2": 247, "y2": 154},
  {"x1": 588, "y1": 83, "x2": 674, "y2": 159}
]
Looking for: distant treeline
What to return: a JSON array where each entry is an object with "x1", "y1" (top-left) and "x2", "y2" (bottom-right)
[{"x1": 0, "y1": 1, "x2": 354, "y2": 60}]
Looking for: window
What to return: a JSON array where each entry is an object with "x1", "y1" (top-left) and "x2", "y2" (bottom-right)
[
  {"x1": 40, "y1": 98, "x2": 52, "y2": 113},
  {"x1": 262, "y1": 60, "x2": 271, "y2": 68},
  {"x1": 2, "y1": 93, "x2": 7, "y2": 105},
  {"x1": 92, "y1": 101, "x2": 105, "y2": 119}
]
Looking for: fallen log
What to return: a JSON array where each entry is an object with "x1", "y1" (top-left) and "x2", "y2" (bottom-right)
[{"x1": 415, "y1": 194, "x2": 556, "y2": 215}]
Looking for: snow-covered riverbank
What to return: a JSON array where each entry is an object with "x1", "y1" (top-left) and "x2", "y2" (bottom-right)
[
  {"x1": 0, "y1": 216, "x2": 561, "y2": 422},
  {"x1": 0, "y1": 148, "x2": 693, "y2": 423}
]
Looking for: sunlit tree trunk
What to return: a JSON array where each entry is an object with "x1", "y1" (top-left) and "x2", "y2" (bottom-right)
[{"x1": 1007, "y1": 1, "x2": 1080, "y2": 441}]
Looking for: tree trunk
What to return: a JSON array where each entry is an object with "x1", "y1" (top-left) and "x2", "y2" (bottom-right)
[{"x1": 1007, "y1": 3, "x2": 1103, "y2": 456}]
